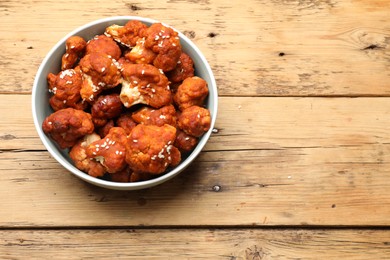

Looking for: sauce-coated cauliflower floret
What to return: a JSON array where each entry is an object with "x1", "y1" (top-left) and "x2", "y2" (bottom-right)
[
  {"x1": 126, "y1": 124, "x2": 181, "y2": 174},
  {"x1": 105, "y1": 20, "x2": 148, "y2": 47},
  {"x1": 167, "y1": 52, "x2": 195, "y2": 84},
  {"x1": 144, "y1": 23, "x2": 182, "y2": 71},
  {"x1": 125, "y1": 37, "x2": 157, "y2": 65},
  {"x1": 86, "y1": 35, "x2": 122, "y2": 60},
  {"x1": 42, "y1": 108, "x2": 94, "y2": 149},
  {"x1": 97, "y1": 119, "x2": 114, "y2": 138},
  {"x1": 177, "y1": 105, "x2": 211, "y2": 137},
  {"x1": 47, "y1": 69, "x2": 86, "y2": 111},
  {"x1": 132, "y1": 104, "x2": 177, "y2": 127},
  {"x1": 79, "y1": 52, "x2": 122, "y2": 102},
  {"x1": 120, "y1": 63, "x2": 171, "y2": 108},
  {"x1": 61, "y1": 36, "x2": 87, "y2": 70},
  {"x1": 86, "y1": 127, "x2": 127, "y2": 173},
  {"x1": 116, "y1": 112, "x2": 137, "y2": 135},
  {"x1": 174, "y1": 129, "x2": 198, "y2": 153},
  {"x1": 91, "y1": 93, "x2": 123, "y2": 127},
  {"x1": 174, "y1": 76, "x2": 209, "y2": 111},
  {"x1": 69, "y1": 133, "x2": 106, "y2": 177}
]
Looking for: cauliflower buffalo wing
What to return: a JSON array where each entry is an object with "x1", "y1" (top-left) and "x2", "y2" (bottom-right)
[
  {"x1": 116, "y1": 112, "x2": 137, "y2": 134},
  {"x1": 47, "y1": 69, "x2": 86, "y2": 111},
  {"x1": 69, "y1": 133, "x2": 106, "y2": 177},
  {"x1": 126, "y1": 124, "x2": 181, "y2": 174},
  {"x1": 105, "y1": 20, "x2": 148, "y2": 48},
  {"x1": 120, "y1": 63, "x2": 171, "y2": 108},
  {"x1": 167, "y1": 52, "x2": 195, "y2": 84},
  {"x1": 79, "y1": 52, "x2": 122, "y2": 102},
  {"x1": 174, "y1": 129, "x2": 198, "y2": 153},
  {"x1": 132, "y1": 104, "x2": 177, "y2": 127},
  {"x1": 86, "y1": 35, "x2": 122, "y2": 60},
  {"x1": 177, "y1": 105, "x2": 211, "y2": 137},
  {"x1": 86, "y1": 127, "x2": 127, "y2": 173},
  {"x1": 91, "y1": 93, "x2": 123, "y2": 127},
  {"x1": 61, "y1": 36, "x2": 87, "y2": 70},
  {"x1": 42, "y1": 108, "x2": 94, "y2": 149},
  {"x1": 144, "y1": 23, "x2": 181, "y2": 71},
  {"x1": 174, "y1": 76, "x2": 209, "y2": 111}
]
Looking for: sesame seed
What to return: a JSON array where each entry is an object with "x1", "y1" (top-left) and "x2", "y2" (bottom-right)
[
  {"x1": 101, "y1": 67, "x2": 106, "y2": 72},
  {"x1": 185, "y1": 137, "x2": 190, "y2": 141},
  {"x1": 70, "y1": 45, "x2": 75, "y2": 49},
  {"x1": 141, "y1": 70, "x2": 145, "y2": 75},
  {"x1": 64, "y1": 53, "x2": 69, "y2": 58},
  {"x1": 63, "y1": 100, "x2": 67, "y2": 104},
  {"x1": 115, "y1": 151, "x2": 119, "y2": 155},
  {"x1": 133, "y1": 139, "x2": 138, "y2": 143},
  {"x1": 133, "y1": 80, "x2": 138, "y2": 84},
  {"x1": 159, "y1": 69, "x2": 164, "y2": 74},
  {"x1": 151, "y1": 88, "x2": 156, "y2": 93},
  {"x1": 119, "y1": 151, "x2": 123, "y2": 155},
  {"x1": 96, "y1": 147, "x2": 99, "y2": 151},
  {"x1": 154, "y1": 35, "x2": 160, "y2": 41},
  {"x1": 93, "y1": 152, "x2": 97, "y2": 155},
  {"x1": 66, "y1": 81, "x2": 72, "y2": 84},
  {"x1": 48, "y1": 121, "x2": 52, "y2": 125},
  {"x1": 172, "y1": 43, "x2": 176, "y2": 46},
  {"x1": 159, "y1": 115, "x2": 166, "y2": 119}
]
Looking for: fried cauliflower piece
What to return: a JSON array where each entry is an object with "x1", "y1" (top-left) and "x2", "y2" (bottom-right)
[
  {"x1": 132, "y1": 104, "x2": 177, "y2": 127},
  {"x1": 143, "y1": 23, "x2": 182, "y2": 71},
  {"x1": 86, "y1": 35, "x2": 121, "y2": 60},
  {"x1": 177, "y1": 106, "x2": 211, "y2": 137},
  {"x1": 120, "y1": 63, "x2": 171, "y2": 108},
  {"x1": 143, "y1": 23, "x2": 181, "y2": 71},
  {"x1": 91, "y1": 94, "x2": 123, "y2": 127},
  {"x1": 167, "y1": 52, "x2": 194, "y2": 83},
  {"x1": 47, "y1": 69, "x2": 86, "y2": 111},
  {"x1": 61, "y1": 36, "x2": 87, "y2": 70},
  {"x1": 97, "y1": 119, "x2": 114, "y2": 138},
  {"x1": 69, "y1": 133, "x2": 106, "y2": 177},
  {"x1": 125, "y1": 37, "x2": 157, "y2": 65},
  {"x1": 174, "y1": 76, "x2": 209, "y2": 111},
  {"x1": 174, "y1": 129, "x2": 198, "y2": 153},
  {"x1": 79, "y1": 52, "x2": 122, "y2": 102},
  {"x1": 105, "y1": 20, "x2": 148, "y2": 48},
  {"x1": 126, "y1": 124, "x2": 181, "y2": 174},
  {"x1": 116, "y1": 112, "x2": 138, "y2": 134},
  {"x1": 86, "y1": 127, "x2": 127, "y2": 173},
  {"x1": 42, "y1": 108, "x2": 94, "y2": 149},
  {"x1": 109, "y1": 167, "x2": 152, "y2": 183}
]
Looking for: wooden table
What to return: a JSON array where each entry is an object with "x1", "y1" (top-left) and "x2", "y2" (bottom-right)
[{"x1": 1, "y1": 0, "x2": 390, "y2": 258}]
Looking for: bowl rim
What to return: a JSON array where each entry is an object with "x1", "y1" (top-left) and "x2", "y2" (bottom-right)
[{"x1": 32, "y1": 16, "x2": 218, "y2": 190}]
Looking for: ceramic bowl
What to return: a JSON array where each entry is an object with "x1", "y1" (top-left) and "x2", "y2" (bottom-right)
[{"x1": 32, "y1": 16, "x2": 218, "y2": 190}]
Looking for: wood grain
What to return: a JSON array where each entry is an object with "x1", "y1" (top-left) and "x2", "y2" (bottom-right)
[
  {"x1": 2, "y1": 95, "x2": 390, "y2": 151},
  {"x1": 1, "y1": 95, "x2": 390, "y2": 227},
  {"x1": 1, "y1": 229, "x2": 390, "y2": 259},
  {"x1": 1, "y1": 0, "x2": 389, "y2": 96}
]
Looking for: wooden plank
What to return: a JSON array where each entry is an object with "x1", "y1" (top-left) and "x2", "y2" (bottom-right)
[
  {"x1": 1, "y1": 146, "x2": 389, "y2": 227},
  {"x1": 1, "y1": 0, "x2": 390, "y2": 96},
  {"x1": 2, "y1": 95, "x2": 390, "y2": 151},
  {"x1": 2, "y1": 95, "x2": 390, "y2": 226},
  {"x1": 1, "y1": 229, "x2": 390, "y2": 259}
]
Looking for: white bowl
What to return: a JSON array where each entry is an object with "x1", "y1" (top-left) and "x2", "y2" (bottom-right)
[{"x1": 32, "y1": 16, "x2": 218, "y2": 190}]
